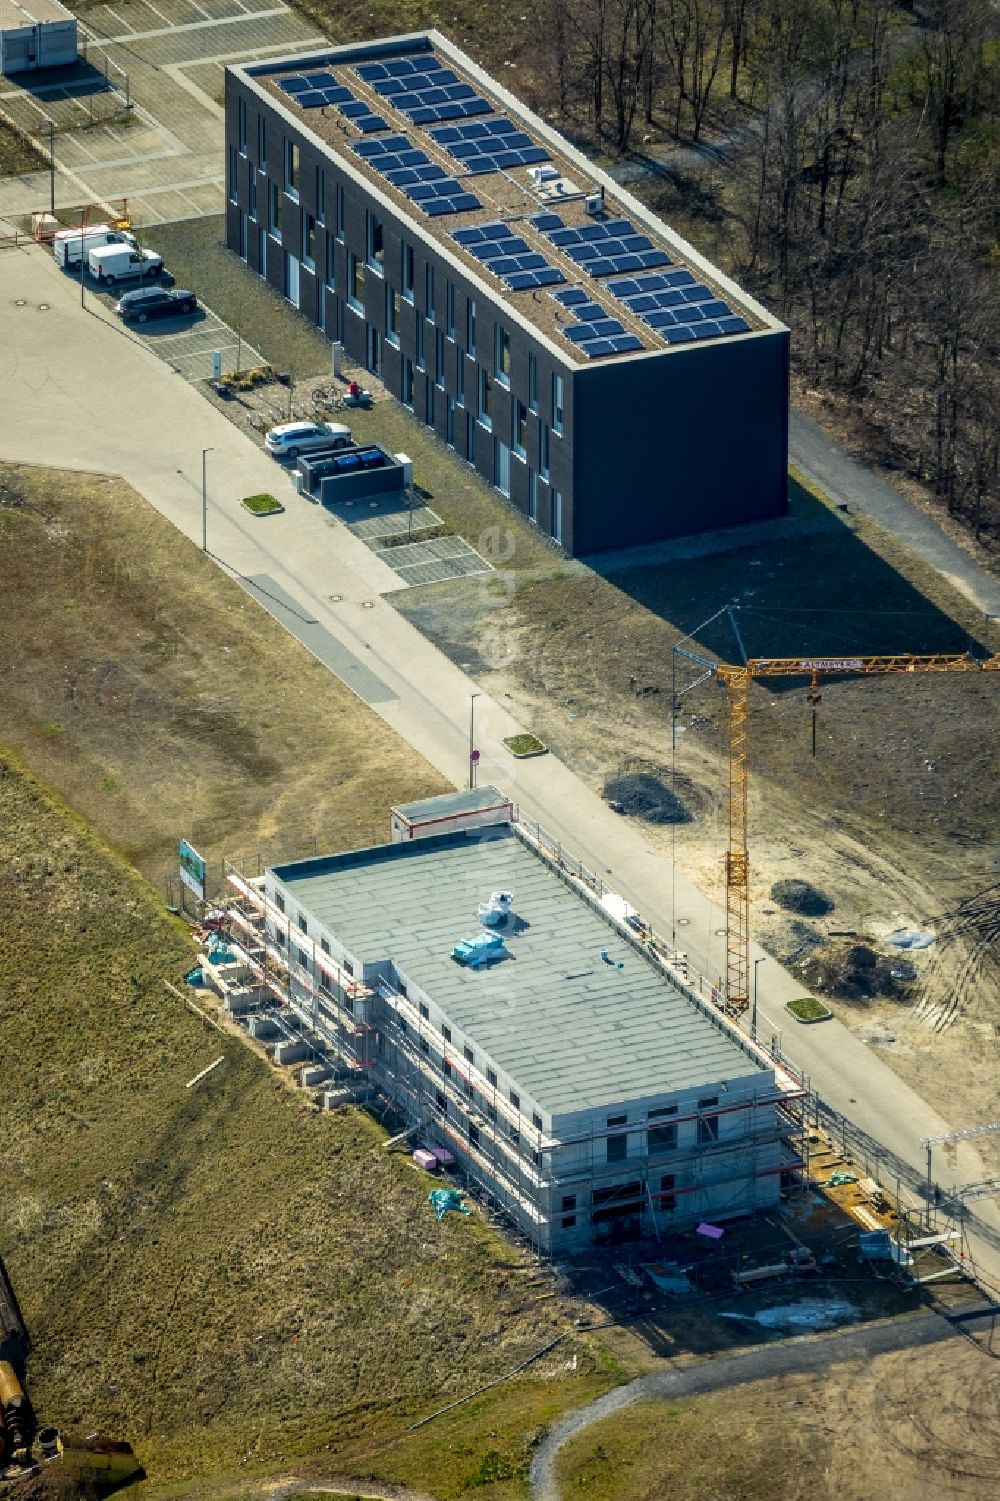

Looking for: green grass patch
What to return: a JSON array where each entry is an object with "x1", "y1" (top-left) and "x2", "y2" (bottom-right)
[
  {"x1": 785, "y1": 996, "x2": 832, "y2": 1022},
  {"x1": 240, "y1": 492, "x2": 283, "y2": 515},
  {"x1": 502, "y1": 733, "x2": 547, "y2": 757},
  {"x1": 0, "y1": 117, "x2": 46, "y2": 176}
]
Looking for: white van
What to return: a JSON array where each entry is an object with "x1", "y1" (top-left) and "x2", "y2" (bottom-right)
[
  {"x1": 88, "y1": 243, "x2": 163, "y2": 285},
  {"x1": 53, "y1": 224, "x2": 136, "y2": 268}
]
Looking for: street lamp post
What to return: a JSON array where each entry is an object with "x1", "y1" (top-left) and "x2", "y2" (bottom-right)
[
  {"x1": 752, "y1": 957, "x2": 767, "y2": 1043},
  {"x1": 201, "y1": 448, "x2": 213, "y2": 552},
  {"x1": 48, "y1": 122, "x2": 55, "y2": 216},
  {"x1": 469, "y1": 692, "x2": 480, "y2": 790}
]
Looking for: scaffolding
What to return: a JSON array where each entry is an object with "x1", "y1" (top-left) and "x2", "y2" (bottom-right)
[{"x1": 215, "y1": 824, "x2": 809, "y2": 1253}]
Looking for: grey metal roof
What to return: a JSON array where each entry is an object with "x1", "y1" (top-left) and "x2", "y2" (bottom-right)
[
  {"x1": 271, "y1": 827, "x2": 765, "y2": 1117},
  {"x1": 392, "y1": 786, "x2": 510, "y2": 823}
]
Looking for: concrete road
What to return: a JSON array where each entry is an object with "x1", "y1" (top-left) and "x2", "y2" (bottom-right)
[{"x1": 2, "y1": 238, "x2": 998, "y2": 1283}]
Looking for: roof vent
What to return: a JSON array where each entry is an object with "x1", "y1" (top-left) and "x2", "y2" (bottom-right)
[{"x1": 478, "y1": 891, "x2": 513, "y2": 927}]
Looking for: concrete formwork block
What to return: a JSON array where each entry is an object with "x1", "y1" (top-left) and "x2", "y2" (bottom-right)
[
  {"x1": 274, "y1": 1039, "x2": 310, "y2": 1065},
  {"x1": 300, "y1": 1063, "x2": 331, "y2": 1088},
  {"x1": 249, "y1": 1016, "x2": 281, "y2": 1040}
]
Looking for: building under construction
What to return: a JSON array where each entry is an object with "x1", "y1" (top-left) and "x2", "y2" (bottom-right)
[{"x1": 221, "y1": 790, "x2": 805, "y2": 1253}]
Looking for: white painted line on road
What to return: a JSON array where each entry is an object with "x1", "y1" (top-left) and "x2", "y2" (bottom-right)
[
  {"x1": 105, "y1": 7, "x2": 136, "y2": 32},
  {"x1": 142, "y1": 0, "x2": 172, "y2": 20},
  {"x1": 81, "y1": 6, "x2": 295, "y2": 44}
]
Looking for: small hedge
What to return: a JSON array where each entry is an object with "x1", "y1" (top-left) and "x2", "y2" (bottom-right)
[
  {"x1": 785, "y1": 995, "x2": 833, "y2": 1023},
  {"x1": 241, "y1": 493, "x2": 283, "y2": 516}
]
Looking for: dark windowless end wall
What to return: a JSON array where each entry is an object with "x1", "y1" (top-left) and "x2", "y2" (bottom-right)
[{"x1": 224, "y1": 68, "x2": 788, "y2": 558}]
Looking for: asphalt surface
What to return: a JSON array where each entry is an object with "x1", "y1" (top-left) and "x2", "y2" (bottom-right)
[{"x1": 529, "y1": 1306, "x2": 995, "y2": 1501}]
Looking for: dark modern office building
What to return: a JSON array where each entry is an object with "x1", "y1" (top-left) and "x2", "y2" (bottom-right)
[{"x1": 225, "y1": 32, "x2": 789, "y2": 555}]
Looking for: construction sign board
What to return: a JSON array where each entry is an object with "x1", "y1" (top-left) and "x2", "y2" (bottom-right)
[{"x1": 179, "y1": 839, "x2": 206, "y2": 900}]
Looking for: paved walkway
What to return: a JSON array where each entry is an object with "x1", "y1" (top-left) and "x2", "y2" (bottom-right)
[
  {"x1": 529, "y1": 1306, "x2": 993, "y2": 1501},
  {"x1": 1, "y1": 240, "x2": 998, "y2": 1284}
]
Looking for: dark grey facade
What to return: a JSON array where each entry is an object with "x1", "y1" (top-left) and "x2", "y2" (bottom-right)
[{"x1": 224, "y1": 36, "x2": 789, "y2": 557}]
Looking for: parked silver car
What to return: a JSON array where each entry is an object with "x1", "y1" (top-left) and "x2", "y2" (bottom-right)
[{"x1": 264, "y1": 421, "x2": 353, "y2": 459}]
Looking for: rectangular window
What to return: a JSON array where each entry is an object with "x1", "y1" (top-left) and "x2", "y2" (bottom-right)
[
  {"x1": 298, "y1": 914, "x2": 307, "y2": 934},
  {"x1": 510, "y1": 1089, "x2": 520, "y2": 1109},
  {"x1": 435, "y1": 1091, "x2": 448, "y2": 1115},
  {"x1": 256, "y1": 111, "x2": 265, "y2": 166},
  {"x1": 343, "y1": 993, "x2": 354, "y2": 1015},
  {"x1": 562, "y1": 1215, "x2": 577, "y2": 1229},
  {"x1": 456, "y1": 353, "x2": 465, "y2": 407},
  {"x1": 494, "y1": 324, "x2": 510, "y2": 386},
  {"x1": 416, "y1": 318, "x2": 425, "y2": 371},
  {"x1": 486, "y1": 1068, "x2": 497, "y2": 1088},
  {"x1": 248, "y1": 166, "x2": 257, "y2": 222},
  {"x1": 228, "y1": 145, "x2": 238, "y2": 203},
  {"x1": 419, "y1": 1035, "x2": 430, "y2": 1054},
  {"x1": 469, "y1": 1122, "x2": 480, "y2": 1147},
  {"x1": 551, "y1": 490, "x2": 563, "y2": 545},
  {"x1": 435, "y1": 329, "x2": 445, "y2": 389},
  {"x1": 553, "y1": 374, "x2": 564, "y2": 434},
  {"x1": 513, "y1": 400, "x2": 527, "y2": 459},
  {"x1": 443, "y1": 1058, "x2": 452, "y2": 1078},
  {"x1": 366, "y1": 211, "x2": 384, "y2": 272},
  {"x1": 442, "y1": 1025, "x2": 452, "y2": 1043},
  {"x1": 237, "y1": 97, "x2": 247, "y2": 154},
  {"x1": 419, "y1": 1002, "x2": 429, "y2": 1019},
  {"x1": 446, "y1": 395, "x2": 455, "y2": 447},
  {"x1": 527, "y1": 468, "x2": 538, "y2": 522},
  {"x1": 386, "y1": 284, "x2": 400, "y2": 347},
  {"x1": 425, "y1": 381, "x2": 435, "y2": 427},
  {"x1": 648, "y1": 1106, "x2": 678, "y2": 1154},
  {"x1": 336, "y1": 183, "x2": 344, "y2": 241},
  {"x1": 402, "y1": 357, "x2": 414, "y2": 409},
  {"x1": 540, "y1": 422, "x2": 550, "y2": 480},
  {"x1": 268, "y1": 180, "x2": 281, "y2": 241},
  {"x1": 325, "y1": 232, "x2": 335, "y2": 289},
  {"x1": 315, "y1": 166, "x2": 325, "y2": 224},
  {"x1": 401, "y1": 242, "x2": 414, "y2": 299},
  {"x1": 478, "y1": 368, "x2": 492, "y2": 429},
  {"x1": 284, "y1": 139, "x2": 299, "y2": 197},
  {"x1": 320, "y1": 937, "x2": 330, "y2": 955},
  {"x1": 425, "y1": 263, "x2": 435, "y2": 321},
  {"x1": 532, "y1": 1111, "x2": 543, "y2": 1130},
  {"x1": 468, "y1": 416, "x2": 475, "y2": 465},
  {"x1": 660, "y1": 1174, "x2": 677, "y2": 1212},
  {"x1": 561, "y1": 1195, "x2": 576, "y2": 1213},
  {"x1": 343, "y1": 959, "x2": 353, "y2": 977},
  {"x1": 238, "y1": 211, "x2": 247, "y2": 260},
  {"x1": 347, "y1": 253, "x2": 365, "y2": 313},
  {"x1": 301, "y1": 211, "x2": 315, "y2": 271},
  {"x1": 466, "y1": 297, "x2": 476, "y2": 355},
  {"x1": 486, "y1": 1102, "x2": 497, "y2": 1122},
  {"x1": 274, "y1": 893, "x2": 285, "y2": 914},
  {"x1": 508, "y1": 1122, "x2": 520, "y2": 1144},
  {"x1": 463, "y1": 1045, "x2": 474, "y2": 1066},
  {"x1": 607, "y1": 1114, "x2": 628, "y2": 1164},
  {"x1": 698, "y1": 1099, "x2": 720, "y2": 1144},
  {"x1": 528, "y1": 352, "x2": 538, "y2": 412},
  {"x1": 446, "y1": 281, "x2": 455, "y2": 339},
  {"x1": 296, "y1": 947, "x2": 308, "y2": 967}
]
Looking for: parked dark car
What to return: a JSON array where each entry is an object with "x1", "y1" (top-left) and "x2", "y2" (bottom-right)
[{"x1": 115, "y1": 287, "x2": 197, "y2": 323}]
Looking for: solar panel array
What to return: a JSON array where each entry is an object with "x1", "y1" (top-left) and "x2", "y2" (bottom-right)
[
  {"x1": 355, "y1": 55, "x2": 492, "y2": 124},
  {"x1": 606, "y1": 271, "x2": 750, "y2": 342},
  {"x1": 530, "y1": 211, "x2": 670, "y2": 277},
  {"x1": 353, "y1": 134, "x2": 481, "y2": 217},
  {"x1": 451, "y1": 222, "x2": 565, "y2": 291},
  {"x1": 552, "y1": 288, "x2": 643, "y2": 359},
  {"x1": 429, "y1": 117, "x2": 550, "y2": 175},
  {"x1": 278, "y1": 71, "x2": 387, "y2": 132}
]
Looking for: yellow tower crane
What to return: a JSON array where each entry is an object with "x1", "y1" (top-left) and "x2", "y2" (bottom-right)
[{"x1": 713, "y1": 652, "x2": 1000, "y2": 1016}]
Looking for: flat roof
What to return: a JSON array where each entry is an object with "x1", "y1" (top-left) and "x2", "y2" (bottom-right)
[
  {"x1": 271, "y1": 826, "x2": 766, "y2": 1116},
  {"x1": 0, "y1": 0, "x2": 73, "y2": 25},
  {"x1": 392, "y1": 786, "x2": 510, "y2": 823},
  {"x1": 235, "y1": 31, "x2": 785, "y2": 368}
]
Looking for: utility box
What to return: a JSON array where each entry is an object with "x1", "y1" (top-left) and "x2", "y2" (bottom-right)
[
  {"x1": 390, "y1": 787, "x2": 514, "y2": 843},
  {"x1": 0, "y1": 0, "x2": 77, "y2": 73}
]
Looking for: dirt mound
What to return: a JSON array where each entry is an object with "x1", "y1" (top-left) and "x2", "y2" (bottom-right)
[
  {"x1": 770, "y1": 879, "x2": 833, "y2": 917},
  {"x1": 604, "y1": 769, "x2": 691, "y2": 824},
  {"x1": 798, "y1": 941, "x2": 916, "y2": 1004}
]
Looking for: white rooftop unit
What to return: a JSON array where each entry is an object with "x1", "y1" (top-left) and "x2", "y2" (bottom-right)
[
  {"x1": 0, "y1": 0, "x2": 77, "y2": 72},
  {"x1": 390, "y1": 786, "x2": 514, "y2": 842}
]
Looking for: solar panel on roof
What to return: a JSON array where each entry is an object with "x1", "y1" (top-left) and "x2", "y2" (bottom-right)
[
  {"x1": 278, "y1": 76, "x2": 310, "y2": 94},
  {"x1": 718, "y1": 316, "x2": 750, "y2": 334},
  {"x1": 304, "y1": 71, "x2": 336, "y2": 87},
  {"x1": 356, "y1": 114, "x2": 388, "y2": 133},
  {"x1": 296, "y1": 91, "x2": 327, "y2": 108},
  {"x1": 554, "y1": 286, "x2": 588, "y2": 304}
]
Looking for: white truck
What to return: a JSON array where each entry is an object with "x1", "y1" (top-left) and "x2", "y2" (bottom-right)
[
  {"x1": 52, "y1": 223, "x2": 136, "y2": 268},
  {"x1": 88, "y1": 243, "x2": 163, "y2": 285}
]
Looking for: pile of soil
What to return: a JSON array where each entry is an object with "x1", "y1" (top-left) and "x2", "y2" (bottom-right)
[
  {"x1": 604, "y1": 768, "x2": 691, "y2": 824},
  {"x1": 770, "y1": 879, "x2": 834, "y2": 917},
  {"x1": 797, "y1": 941, "x2": 916, "y2": 1005}
]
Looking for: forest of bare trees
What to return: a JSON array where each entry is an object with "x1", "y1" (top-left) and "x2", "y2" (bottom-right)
[{"x1": 527, "y1": 0, "x2": 999, "y2": 549}]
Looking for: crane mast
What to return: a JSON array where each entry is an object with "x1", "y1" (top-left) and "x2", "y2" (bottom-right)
[{"x1": 714, "y1": 652, "x2": 999, "y2": 1016}]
